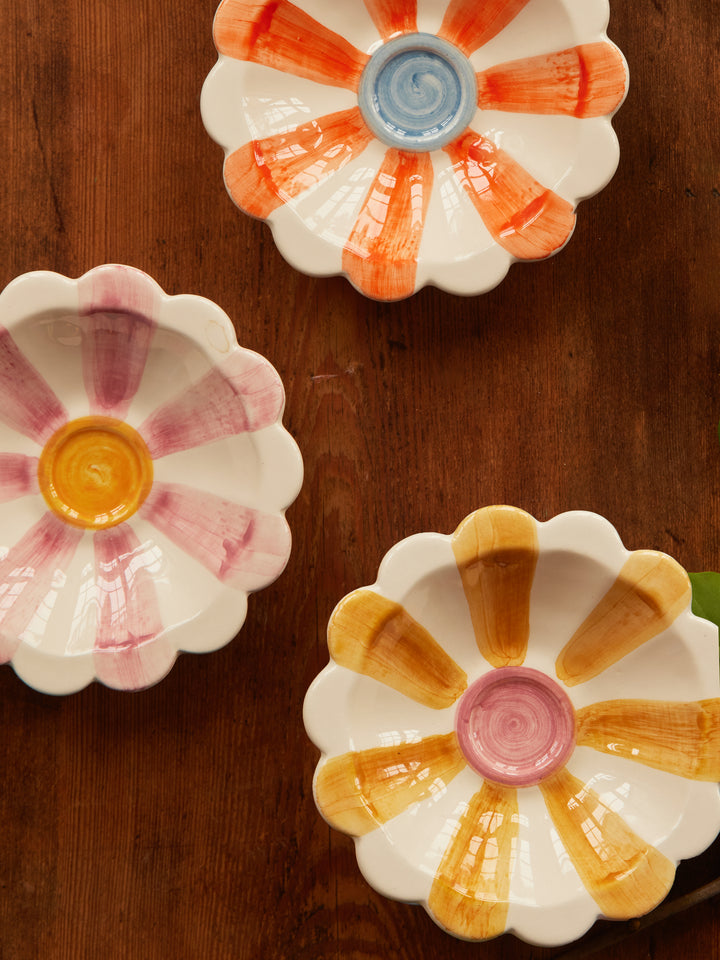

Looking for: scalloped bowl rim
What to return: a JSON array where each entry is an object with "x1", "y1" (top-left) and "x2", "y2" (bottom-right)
[{"x1": 201, "y1": 0, "x2": 629, "y2": 299}]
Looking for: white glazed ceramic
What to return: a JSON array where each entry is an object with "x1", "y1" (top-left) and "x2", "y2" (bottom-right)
[
  {"x1": 0, "y1": 264, "x2": 303, "y2": 694},
  {"x1": 304, "y1": 506, "x2": 720, "y2": 945},
  {"x1": 201, "y1": 0, "x2": 629, "y2": 301}
]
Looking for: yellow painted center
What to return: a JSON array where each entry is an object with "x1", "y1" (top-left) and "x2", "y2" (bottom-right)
[{"x1": 38, "y1": 416, "x2": 153, "y2": 529}]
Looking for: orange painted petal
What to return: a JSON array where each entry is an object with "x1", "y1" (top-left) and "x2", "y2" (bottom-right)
[
  {"x1": 556, "y1": 551, "x2": 691, "y2": 687},
  {"x1": 224, "y1": 108, "x2": 374, "y2": 219},
  {"x1": 428, "y1": 780, "x2": 518, "y2": 940},
  {"x1": 576, "y1": 698, "x2": 720, "y2": 781},
  {"x1": 451, "y1": 506, "x2": 538, "y2": 667},
  {"x1": 342, "y1": 149, "x2": 433, "y2": 301},
  {"x1": 476, "y1": 43, "x2": 627, "y2": 117},
  {"x1": 439, "y1": 0, "x2": 532, "y2": 56},
  {"x1": 213, "y1": 0, "x2": 369, "y2": 90},
  {"x1": 328, "y1": 588, "x2": 467, "y2": 708},
  {"x1": 540, "y1": 768, "x2": 675, "y2": 920},
  {"x1": 363, "y1": 0, "x2": 417, "y2": 40},
  {"x1": 315, "y1": 733, "x2": 466, "y2": 835},
  {"x1": 444, "y1": 132, "x2": 576, "y2": 259}
]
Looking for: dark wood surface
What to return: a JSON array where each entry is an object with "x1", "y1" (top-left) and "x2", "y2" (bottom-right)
[{"x1": 1, "y1": 2, "x2": 719, "y2": 958}]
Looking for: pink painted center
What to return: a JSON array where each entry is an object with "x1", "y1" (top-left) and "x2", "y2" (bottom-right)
[{"x1": 455, "y1": 666, "x2": 576, "y2": 787}]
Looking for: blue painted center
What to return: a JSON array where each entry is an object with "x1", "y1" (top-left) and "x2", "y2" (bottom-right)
[{"x1": 358, "y1": 33, "x2": 477, "y2": 152}]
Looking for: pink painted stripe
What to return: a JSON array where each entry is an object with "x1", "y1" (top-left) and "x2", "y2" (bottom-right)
[
  {"x1": 92, "y1": 525, "x2": 173, "y2": 691},
  {"x1": 439, "y1": 0, "x2": 532, "y2": 55},
  {"x1": 94, "y1": 637, "x2": 175, "y2": 691},
  {"x1": 139, "y1": 350, "x2": 284, "y2": 459},
  {"x1": 0, "y1": 454, "x2": 39, "y2": 502},
  {"x1": 78, "y1": 266, "x2": 159, "y2": 419},
  {"x1": 140, "y1": 482, "x2": 291, "y2": 592},
  {"x1": 78, "y1": 264, "x2": 161, "y2": 317},
  {"x1": 0, "y1": 327, "x2": 68, "y2": 444},
  {"x1": 0, "y1": 512, "x2": 83, "y2": 661},
  {"x1": 213, "y1": 0, "x2": 369, "y2": 91},
  {"x1": 363, "y1": 0, "x2": 417, "y2": 40},
  {"x1": 79, "y1": 311, "x2": 156, "y2": 419}
]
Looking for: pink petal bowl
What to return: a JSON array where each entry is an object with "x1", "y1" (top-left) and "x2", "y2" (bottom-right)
[{"x1": 0, "y1": 264, "x2": 303, "y2": 694}]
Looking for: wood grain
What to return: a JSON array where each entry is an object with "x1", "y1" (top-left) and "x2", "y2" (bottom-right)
[{"x1": 0, "y1": 1, "x2": 719, "y2": 958}]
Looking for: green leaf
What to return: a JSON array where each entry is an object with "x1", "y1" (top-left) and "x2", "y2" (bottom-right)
[{"x1": 689, "y1": 572, "x2": 720, "y2": 641}]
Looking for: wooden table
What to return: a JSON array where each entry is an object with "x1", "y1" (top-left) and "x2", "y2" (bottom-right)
[{"x1": 1, "y1": 2, "x2": 718, "y2": 958}]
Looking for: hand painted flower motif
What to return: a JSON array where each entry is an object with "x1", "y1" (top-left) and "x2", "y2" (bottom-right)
[
  {"x1": 0, "y1": 265, "x2": 302, "y2": 694},
  {"x1": 201, "y1": 0, "x2": 628, "y2": 300},
  {"x1": 304, "y1": 506, "x2": 720, "y2": 945}
]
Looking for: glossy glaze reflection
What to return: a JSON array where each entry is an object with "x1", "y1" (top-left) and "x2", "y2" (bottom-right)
[
  {"x1": 575, "y1": 698, "x2": 720, "y2": 780},
  {"x1": 539, "y1": 767, "x2": 675, "y2": 920},
  {"x1": 429, "y1": 779, "x2": 518, "y2": 939},
  {"x1": 315, "y1": 732, "x2": 466, "y2": 835}
]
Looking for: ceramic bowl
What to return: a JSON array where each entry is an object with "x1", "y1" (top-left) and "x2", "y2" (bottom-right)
[
  {"x1": 0, "y1": 264, "x2": 302, "y2": 694},
  {"x1": 201, "y1": 0, "x2": 628, "y2": 301},
  {"x1": 304, "y1": 506, "x2": 720, "y2": 945}
]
